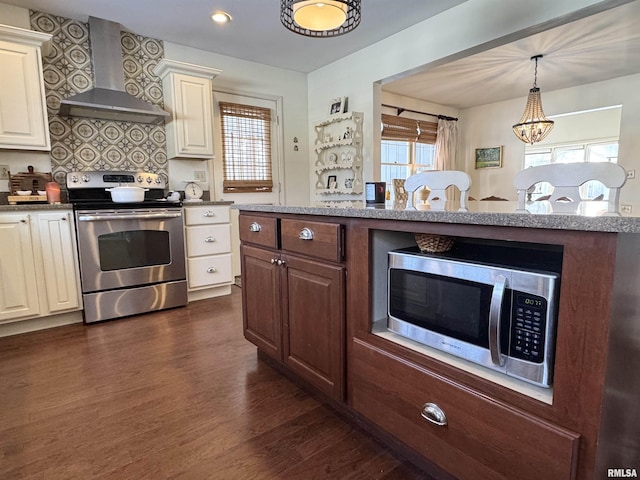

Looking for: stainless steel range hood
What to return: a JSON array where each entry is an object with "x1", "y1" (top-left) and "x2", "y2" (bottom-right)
[{"x1": 58, "y1": 17, "x2": 169, "y2": 124}]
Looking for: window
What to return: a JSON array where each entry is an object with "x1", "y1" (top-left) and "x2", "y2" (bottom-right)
[
  {"x1": 380, "y1": 114, "x2": 436, "y2": 186},
  {"x1": 219, "y1": 102, "x2": 272, "y2": 193},
  {"x1": 524, "y1": 139, "x2": 619, "y2": 200}
]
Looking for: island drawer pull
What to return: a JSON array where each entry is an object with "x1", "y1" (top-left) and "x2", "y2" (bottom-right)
[
  {"x1": 250, "y1": 222, "x2": 262, "y2": 232},
  {"x1": 204, "y1": 236, "x2": 216, "y2": 243},
  {"x1": 206, "y1": 267, "x2": 217, "y2": 273},
  {"x1": 299, "y1": 227, "x2": 314, "y2": 241},
  {"x1": 420, "y1": 403, "x2": 447, "y2": 426},
  {"x1": 203, "y1": 211, "x2": 216, "y2": 217}
]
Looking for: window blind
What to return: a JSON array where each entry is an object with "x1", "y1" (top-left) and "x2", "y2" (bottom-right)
[
  {"x1": 381, "y1": 114, "x2": 437, "y2": 144},
  {"x1": 220, "y1": 102, "x2": 273, "y2": 193}
]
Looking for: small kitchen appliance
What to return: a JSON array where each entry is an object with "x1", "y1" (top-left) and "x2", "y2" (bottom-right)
[
  {"x1": 387, "y1": 240, "x2": 562, "y2": 387},
  {"x1": 365, "y1": 181, "x2": 386, "y2": 204}
]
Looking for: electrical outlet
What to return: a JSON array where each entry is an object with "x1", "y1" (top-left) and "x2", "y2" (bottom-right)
[
  {"x1": 627, "y1": 169, "x2": 635, "y2": 179},
  {"x1": 194, "y1": 170, "x2": 206, "y2": 182},
  {"x1": 621, "y1": 204, "x2": 632, "y2": 214},
  {"x1": 0, "y1": 165, "x2": 9, "y2": 180}
]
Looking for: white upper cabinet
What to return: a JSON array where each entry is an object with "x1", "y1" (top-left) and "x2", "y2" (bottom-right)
[
  {"x1": 0, "y1": 24, "x2": 51, "y2": 151},
  {"x1": 155, "y1": 59, "x2": 221, "y2": 159}
]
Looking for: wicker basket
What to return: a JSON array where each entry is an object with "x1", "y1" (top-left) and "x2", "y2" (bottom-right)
[{"x1": 414, "y1": 233, "x2": 455, "y2": 253}]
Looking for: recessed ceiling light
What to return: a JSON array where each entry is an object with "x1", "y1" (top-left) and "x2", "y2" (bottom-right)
[{"x1": 211, "y1": 11, "x2": 232, "y2": 23}]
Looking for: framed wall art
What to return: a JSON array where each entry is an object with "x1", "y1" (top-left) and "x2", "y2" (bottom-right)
[
  {"x1": 329, "y1": 97, "x2": 348, "y2": 116},
  {"x1": 475, "y1": 146, "x2": 503, "y2": 169}
]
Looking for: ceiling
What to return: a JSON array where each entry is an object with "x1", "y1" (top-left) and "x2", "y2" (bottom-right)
[
  {"x1": 3, "y1": 0, "x2": 468, "y2": 73},
  {"x1": 382, "y1": 1, "x2": 640, "y2": 110}
]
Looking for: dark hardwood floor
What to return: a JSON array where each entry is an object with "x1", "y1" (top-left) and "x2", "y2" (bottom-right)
[{"x1": 0, "y1": 287, "x2": 433, "y2": 479}]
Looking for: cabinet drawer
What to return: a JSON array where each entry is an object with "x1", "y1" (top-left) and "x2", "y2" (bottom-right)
[
  {"x1": 184, "y1": 205, "x2": 230, "y2": 225},
  {"x1": 239, "y1": 215, "x2": 278, "y2": 249},
  {"x1": 187, "y1": 254, "x2": 232, "y2": 289},
  {"x1": 186, "y1": 224, "x2": 231, "y2": 257},
  {"x1": 350, "y1": 340, "x2": 579, "y2": 480},
  {"x1": 281, "y1": 219, "x2": 342, "y2": 262}
]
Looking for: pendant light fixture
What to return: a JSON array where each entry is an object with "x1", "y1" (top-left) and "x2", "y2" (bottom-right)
[
  {"x1": 281, "y1": 0, "x2": 361, "y2": 38},
  {"x1": 512, "y1": 55, "x2": 554, "y2": 144}
]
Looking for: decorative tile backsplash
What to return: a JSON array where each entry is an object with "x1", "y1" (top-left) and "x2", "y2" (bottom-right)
[{"x1": 30, "y1": 11, "x2": 168, "y2": 185}]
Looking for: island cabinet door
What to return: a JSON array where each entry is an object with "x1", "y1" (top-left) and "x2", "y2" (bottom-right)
[
  {"x1": 282, "y1": 254, "x2": 345, "y2": 400},
  {"x1": 241, "y1": 244, "x2": 282, "y2": 361},
  {"x1": 350, "y1": 340, "x2": 580, "y2": 480}
]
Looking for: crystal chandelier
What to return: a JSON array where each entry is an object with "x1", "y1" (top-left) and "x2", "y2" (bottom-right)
[
  {"x1": 512, "y1": 55, "x2": 554, "y2": 144},
  {"x1": 280, "y1": 0, "x2": 361, "y2": 38}
]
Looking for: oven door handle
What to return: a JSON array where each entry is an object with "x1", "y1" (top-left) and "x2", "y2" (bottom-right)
[
  {"x1": 77, "y1": 212, "x2": 183, "y2": 222},
  {"x1": 489, "y1": 274, "x2": 507, "y2": 367}
]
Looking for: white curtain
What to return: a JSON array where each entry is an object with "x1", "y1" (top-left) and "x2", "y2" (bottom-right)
[{"x1": 433, "y1": 118, "x2": 458, "y2": 171}]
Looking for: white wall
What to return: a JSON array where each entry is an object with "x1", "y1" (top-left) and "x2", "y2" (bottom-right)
[
  {"x1": 306, "y1": 0, "x2": 630, "y2": 204},
  {"x1": 460, "y1": 74, "x2": 639, "y2": 202}
]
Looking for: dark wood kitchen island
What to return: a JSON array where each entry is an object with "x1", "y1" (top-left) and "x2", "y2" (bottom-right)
[{"x1": 235, "y1": 202, "x2": 640, "y2": 480}]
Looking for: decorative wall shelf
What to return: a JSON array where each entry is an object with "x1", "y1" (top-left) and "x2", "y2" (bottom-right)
[{"x1": 313, "y1": 111, "x2": 363, "y2": 205}]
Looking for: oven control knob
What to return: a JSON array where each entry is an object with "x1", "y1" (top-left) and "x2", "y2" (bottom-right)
[
  {"x1": 69, "y1": 175, "x2": 79, "y2": 183},
  {"x1": 137, "y1": 175, "x2": 143, "y2": 183},
  {"x1": 81, "y1": 174, "x2": 90, "y2": 183},
  {"x1": 146, "y1": 177, "x2": 152, "y2": 184},
  {"x1": 155, "y1": 177, "x2": 162, "y2": 184}
]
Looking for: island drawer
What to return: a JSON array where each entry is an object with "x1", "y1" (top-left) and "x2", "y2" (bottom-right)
[
  {"x1": 239, "y1": 214, "x2": 278, "y2": 249},
  {"x1": 281, "y1": 218, "x2": 343, "y2": 262},
  {"x1": 349, "y1": 339, "x2": 579, "y2": 480}
]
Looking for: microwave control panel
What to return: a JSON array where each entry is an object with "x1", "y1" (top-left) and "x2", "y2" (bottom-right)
[{"x1": 510, "y1": 292, "x2": 547, "y2": 363}]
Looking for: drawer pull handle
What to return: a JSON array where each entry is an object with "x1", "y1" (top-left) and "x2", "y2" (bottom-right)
[
  {"x1": 299, "y1": 227, "x2": 314, "y2": 241},
  {"x1": 270, "y1": 258, "x2": 277, "y2": 264},
  {"x1": 250, "y1": 222, "x2": 262, "y2": 232},
  {"x1": 206, "y1": 267, "x2": 217, "y2": 273},
  {"x1": 421, "y1": 403, "x2": 447, "y2": 426},
  {"x1": 204, "y1": 211, "x2": 215, "y2": 217},
  {"x1": 276, "y1": 259, "x2": 286, "y2": 267},
  {"x1": 205, "y1": 236, "x2": 216, "y2": 243}
]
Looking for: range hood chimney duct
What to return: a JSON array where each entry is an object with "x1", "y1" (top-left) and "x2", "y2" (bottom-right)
[{"x1": 58, "y1": 17, "x2": 169, "y2": 124}]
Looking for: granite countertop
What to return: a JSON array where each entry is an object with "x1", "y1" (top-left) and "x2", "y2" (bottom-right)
[
  {"x1": 183, "y1": 200, "x2": 234, "y2": 206},
  {"x1": 233, "y1": 201, "x2": 640, "y2": 233},
  {"x1": 0, "y1": 203, "x2": 73, "y2": 212},
  {"x1": 0, "y1": 200, "x2": 234, "y2": 212}
]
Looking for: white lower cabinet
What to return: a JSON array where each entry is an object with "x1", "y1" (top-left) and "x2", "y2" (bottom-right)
[
  {"x1": 36, "y1": 212, "x2": 81, "y2": 313},
  {"x1": 0, "y1": 210, "x2": 81, "y2": 325},
  {"x1": 184, "y1": 205, "x2": 233, "y2": 300},
  {"x1": 0, "y1": 212, "x2": 39, "y2": 320}
]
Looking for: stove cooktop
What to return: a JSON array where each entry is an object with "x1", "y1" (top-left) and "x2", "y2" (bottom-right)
[
  {"x1": 71, "y1": 199, "x2": 182, "y2": 210},
  {"x1": 66, "y1": 170, "x2": 176, "y2": 209}
]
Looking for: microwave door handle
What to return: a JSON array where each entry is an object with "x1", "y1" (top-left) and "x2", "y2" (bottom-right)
[{"x1": 489, "y1": 274, "x2": 507, "y2": 367}]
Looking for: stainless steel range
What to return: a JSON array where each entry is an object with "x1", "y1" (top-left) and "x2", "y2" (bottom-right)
[{"x1": 67, "y1": 171, "x2": 187, "y2": 323}]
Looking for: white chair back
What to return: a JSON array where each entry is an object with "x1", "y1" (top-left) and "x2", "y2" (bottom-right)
[
  {"x1": 513, "y1": 163, "x2": 627, "y2": 212},
  {"x1": 404, "y1": 170, "x2": 472, "y2": 211}
]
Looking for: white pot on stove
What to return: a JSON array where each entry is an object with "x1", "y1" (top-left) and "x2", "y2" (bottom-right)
[{"x1": 105, "y1": 186, "x2": 148, "y2": 203}]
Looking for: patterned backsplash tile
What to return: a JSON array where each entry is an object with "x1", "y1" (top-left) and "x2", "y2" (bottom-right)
[{"x1": 30, "y1": 11, "x2": 168, "y2": 185}]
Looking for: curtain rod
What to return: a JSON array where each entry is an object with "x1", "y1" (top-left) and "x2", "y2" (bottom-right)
[{"x1": 381, "y1": 104, "x2": 458, "y2": 122}]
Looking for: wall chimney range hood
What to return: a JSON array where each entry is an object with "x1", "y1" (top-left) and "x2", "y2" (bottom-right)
[{"x1": 58, "y1": 17, "x2": 169, "y2": 124}]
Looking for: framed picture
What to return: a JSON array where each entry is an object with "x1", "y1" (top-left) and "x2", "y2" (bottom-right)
[
  {"x1": 475, "y1": 146, "x2": 503, "y2": 169},
  {"x1": 329, "y1": 97, "x2": 347, "y2": 116},
  {"x1": 326, "y1": 174, "x2": 337, "y2": 189}
]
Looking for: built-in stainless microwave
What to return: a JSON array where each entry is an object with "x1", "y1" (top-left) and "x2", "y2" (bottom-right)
[{"x1": 387, "y1": 245, "x2": 561, "y2": 387}]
